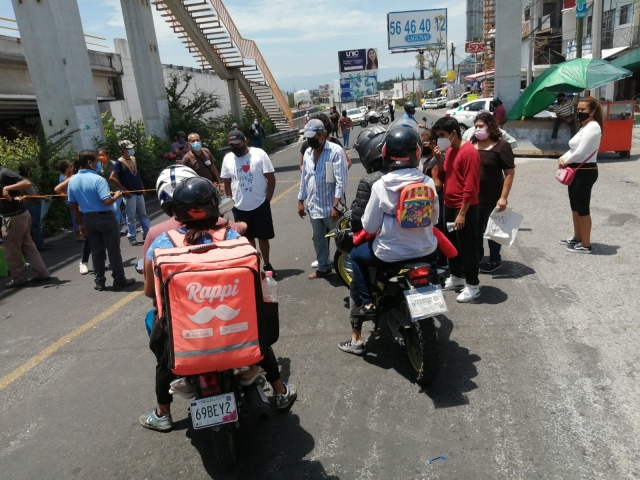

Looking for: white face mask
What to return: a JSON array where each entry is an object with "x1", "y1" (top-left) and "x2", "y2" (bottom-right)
[{"x1": 437, "y1": 136, "x2": 452, "y2": 151}]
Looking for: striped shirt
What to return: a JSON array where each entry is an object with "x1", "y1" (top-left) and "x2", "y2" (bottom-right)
[
  {"x1": 553, "y1": 100, "x2": 573, "y2": 118},
  {"x1": 298, "y1": 141, "x2": 348, "y2": 219}
]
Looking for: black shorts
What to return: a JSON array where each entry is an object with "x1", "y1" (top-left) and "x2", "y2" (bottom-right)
[
  {"x1": 568, "y1": 166, "x2": 598, "y2": 216},
  {"x1": 232, "y1": 199, "x2": 275, "y2": 240}
]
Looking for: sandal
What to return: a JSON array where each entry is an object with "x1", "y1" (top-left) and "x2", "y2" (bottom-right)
[{"x1": 239, "y1": 365, "x2": 265, "y2": 386}]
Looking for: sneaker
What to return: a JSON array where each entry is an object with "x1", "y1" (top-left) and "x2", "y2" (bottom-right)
[
  {"x1": 443, "y1": 275, "x2": 465, "y2": 291},
  {"x1": 559, "y1": 237, "x2": 580, "y2": 246},
  {"x1": 113, "y1": 278, "x2": 136, "y2": 290},
  {"x1": 129, "y1": 238, "x2": 138, "y2": 246},
  {"x1": 169, "y1": 377, "x2": 195, "y2": 399},
  {"x1": 338, "y1": 339, "x2": 365, "y2": 356},
  {"x1": 566, "y1": 243, "x2": 592, "y2": 254},
  {"x1": 139, "y1": 408, "x2": 173, "y2": 431},
  {"x1": 457, "y1": 285, "x2": 481, "y2": 303},
  {"x1": 120, "y1": 225, "x2": 128, "y2": 236},
  {"x1": 480, "y1": 261, "x2": 501, "y2": 273},
  {"x1": 275, "y1": 382, "x2": 297, "y2": 410},
  {"x1": 79, "y1": 262, "x2": 89, "y2": 275},
  {"x1": 351, "y1": 303, "x2": 377, "y2": 318},
  {"x1": 94, "y1": 283, "x2": 106, "y2": 292},
  {"x1": 142, "y1": 231, "x2": 148, "y2": 241},
  {"x1": 263, "y1": 263, "x2": 277, "y2": 278},
  {"x1": 311, "y1": 260, "x2": 319, "y2": 268}
]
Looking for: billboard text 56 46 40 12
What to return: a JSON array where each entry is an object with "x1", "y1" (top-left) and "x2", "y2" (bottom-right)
[{"x1": 387, "y1": 9, "x2": 447, "y2": 50}]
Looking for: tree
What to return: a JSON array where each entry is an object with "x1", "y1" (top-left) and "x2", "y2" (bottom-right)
[{"x1": 165, "y1": 72, "x2": 221, "y2": 137}]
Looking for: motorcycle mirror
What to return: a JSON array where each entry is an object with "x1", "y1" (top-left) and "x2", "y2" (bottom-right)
[{"x1": 422, "y1": 117, "x2": 427, "y2": 122}]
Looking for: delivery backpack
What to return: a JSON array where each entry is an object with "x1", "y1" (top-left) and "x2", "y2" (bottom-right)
[
  {"x1": 396, "y1": 178, "x2": 436, "y2": 229},
  {"x1": 153, "y1": 228, "x2": 279, "y2": 375}
]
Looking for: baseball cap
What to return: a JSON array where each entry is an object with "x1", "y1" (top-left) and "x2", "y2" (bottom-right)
[
  {"x1": 227, "y1": 130, "x2": 246, "y2": 146},
  {"x1": 304, "y1": 119, "x2": 325, "y2": 138},
  {"x1": 118, "y1": 140, "x2": 134, "y2": 149}
]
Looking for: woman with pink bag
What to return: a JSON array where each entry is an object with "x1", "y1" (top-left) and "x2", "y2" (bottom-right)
[{"x1": 557, "y1": 96, "x2": 602, "y2": 254}]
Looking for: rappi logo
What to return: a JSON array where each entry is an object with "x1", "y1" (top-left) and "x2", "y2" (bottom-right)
[{"x1": 185, "y1": 280, "x2": 241, "y2": 324}]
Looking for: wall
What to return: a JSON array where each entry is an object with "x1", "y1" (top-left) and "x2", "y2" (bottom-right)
[{"x1": 162, "y1": 66, "x2": 231, "y2": 120}]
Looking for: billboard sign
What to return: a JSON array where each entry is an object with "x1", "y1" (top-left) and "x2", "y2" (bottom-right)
[
  {"x1": 338, "y1": 48, "x2": 379, "y2": 78},
  {"x1": 340, "y1": 76, "x2": 378, "y2": 101},
  {"x1": 576, "y1": 0, "x2": 587, "y2": 19},
  {"x1": 465, "y1": 41, "x2": 484, "y2": 54},
  {"x1": 387, "y1": 9, "x2": 447, "y2": 50},
  {"x1": 318, "y1": 84, "x2": 331, "y2": 98},
  {"x1": 293, "y1": 90, "x2": 312, "y2": 111}
]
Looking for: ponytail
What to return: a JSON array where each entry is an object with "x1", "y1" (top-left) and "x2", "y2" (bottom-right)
[
  {"x1": 580, "y1": 96, "x2": 604, "y2": 130},
  {"x1": 180, "y1": 218, "x2": 224, "y2": 246}
]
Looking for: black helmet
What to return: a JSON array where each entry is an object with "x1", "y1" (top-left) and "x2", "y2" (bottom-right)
[
  {"x1": 404, "y1": 102, "x2": 417, "y2": 114},
  {"x1": 335, "y1": 229, "x2": 354, "y2": 254},
  {"x1": 176, "y1": 131, "x2": 186, "y2": 137},
  {"x1": 354, "y1": 126, "x2": 386, "y2": 173},
  {"x1": 382, "y1": 127, "x2": 422, "y2": 169},
  {"x1": 172, "y1": 177, "x2": 220, "y2": 223}
]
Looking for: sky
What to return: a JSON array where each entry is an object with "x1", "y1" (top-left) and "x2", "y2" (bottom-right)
[{"x1": 0, "y1": 0, "x2": 469, "y2": 91}]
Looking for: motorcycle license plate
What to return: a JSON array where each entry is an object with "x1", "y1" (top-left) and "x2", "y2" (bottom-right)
[
  {"x1": 404, "y1": 286, "x2": 448, "y2": 321},
  {"x1": 190, "y1": 393, "x2": 238, "y2": 429}
]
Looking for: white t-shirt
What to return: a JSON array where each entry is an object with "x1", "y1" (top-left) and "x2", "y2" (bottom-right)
[
  {"x1": 220, "y1": 147, "x2": 275, "y2": 211},
  {"x1": 563, "y1": 121, "x2": 601, "y2": 165}
]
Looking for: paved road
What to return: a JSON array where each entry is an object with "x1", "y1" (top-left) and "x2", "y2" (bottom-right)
[{"x1": 1, "y1": 122, "x2": 640, "y2": 479}]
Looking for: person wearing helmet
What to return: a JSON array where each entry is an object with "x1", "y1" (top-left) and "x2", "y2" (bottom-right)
[
  {"x1": 140, "y1": 177, "x2": 295, "y2": 431},
  {"x1": 338, "y1": 127, "x2": 439, "y2": 356},
  {"x1": 402, "y1": 102, "x2": 425, "y2": 128},
  {"x1": 171, "y1": 131, "x2": 191, "y2": 158}
]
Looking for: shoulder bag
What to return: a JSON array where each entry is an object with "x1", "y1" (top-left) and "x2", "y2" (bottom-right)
[{"x1": 555, "y1": 150, "x2": 597, "y2": 186}]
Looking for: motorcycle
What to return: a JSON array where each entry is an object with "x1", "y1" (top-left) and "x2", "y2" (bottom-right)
[
  {"x1": 360, "y1": 109, "x2": 390, "y2": 128},
  {"x1": 327, "y1": 206, "x2": 450, "y2": 386}
]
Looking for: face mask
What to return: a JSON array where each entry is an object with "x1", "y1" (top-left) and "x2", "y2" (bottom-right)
[
  {"x1": 127, "y1": 148, "x2": 135, "y2": 156},
  {"x1": 437, "y1": 136, "x2": 451, "y2": 151},
  {"x1": 254, "y1": 121, "x2": 259, "y2": 125},
  {"x1": 307, "y1": 137, "x2": 322, "y2": 150},
  {"x1": 98, "y1": 155, "x2": 108, "y2": 164},
  {"x1": 576, "y1": 112, "x2": 591, "y2": 123},
  {"x1": 179, "y1": 137, "x2": 185, "y2": 143},
  {"x1": 191, "y1": 141, "x2": 202, "y2": 152},
  {"x1": 231, "y1": 146, "x2": 248, "y2": 157},
  {"x1": 474, "y1": 127, "x2": 489, "y2": 141}
]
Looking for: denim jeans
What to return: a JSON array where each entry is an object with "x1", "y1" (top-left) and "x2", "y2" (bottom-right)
[
  {"x1": 113, "y1": 196, "x2": 125, "y2": 224},
  {"x1": 350, "y1": 240, "x2": 438, "y2": 306},
  {"x1": 83, "y1": 211, "x2": 125, "y2": 286},
  {"x1": 477, "y1": 207, "x2": 502, "y2": 263},
  {"x1": 67, "y1": 203, "x2": 79, "y2": 232},
  {"x1": 26, "y1": 202, "x2": 44, "y2": 248},
  {"x1": 310, "y1": 216, "x2": 336, "y2": 271},
  {"x1": 342, "y1": 130, "x2": 351, "y2": 149},
  {"x1": 124, "y1": 194, "x2": 150, "y2": 240},
  {"x1": 253, "y1": 137, "x2": 264, "y2": 149}
]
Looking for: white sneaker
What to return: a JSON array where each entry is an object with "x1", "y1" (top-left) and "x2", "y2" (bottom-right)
[
  {"x1": 443, "y1": 275, "x2": 464, "y2": 291},
  {"x1": 120, "y1": 225, "x2": 128, "y2": 236},
  {"x1": 457, "y1": 285, "x2": 481, "y2": 303},
  {"x1": 311, "y1": 260, "x2": 319, "y2": 268},
  {"x1": 79, "y1": 262, "x2": 89, "y2": 275}
]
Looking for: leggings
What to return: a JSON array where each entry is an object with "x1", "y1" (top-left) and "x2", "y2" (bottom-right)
[{"x1": 568, "y1": 166, "x2": 598, "y2": 216}]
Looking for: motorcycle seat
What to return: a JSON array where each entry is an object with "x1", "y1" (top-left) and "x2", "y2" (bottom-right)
[{"x1": 375, "y1": 261, "x2": 437, "y2": 282}]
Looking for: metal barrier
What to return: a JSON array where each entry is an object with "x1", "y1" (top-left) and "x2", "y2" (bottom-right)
[{"x1": 216, "y1": 129, "x2": 300, "y2": 154}]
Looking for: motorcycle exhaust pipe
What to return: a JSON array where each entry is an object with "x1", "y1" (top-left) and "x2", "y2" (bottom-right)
[{"x1": 242, "y1": 383, "x2": 272, "y2": 423}]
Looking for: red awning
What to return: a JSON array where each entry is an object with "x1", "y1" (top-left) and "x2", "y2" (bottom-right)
[{"x1": 465, "y1": 70, "x2": 494, "y2": 81}]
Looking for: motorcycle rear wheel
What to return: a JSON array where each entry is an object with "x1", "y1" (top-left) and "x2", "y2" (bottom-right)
[
  {"x1": 381, "y1": 117, "x2": 390, "y2": 125},
  {"x1": 334, "y1": 251, "x2": 353, "y2": 287},
  {"x1": 212, "y1": 423, "x2": 239, "y2": 469},
  {"x1": 405, "y1": 312, "x2": 439, "y2": 386}
]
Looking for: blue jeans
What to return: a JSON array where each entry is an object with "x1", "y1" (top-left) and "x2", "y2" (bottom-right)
[
  {"x1": 310, "y1": 216, "x2": 335, "y2": 271},
  {"x1": 26, "y1": 203, "x2": 44, "y2": 248},
  {"x1": 124, "y1": 194, "x2": 151, "y2": 240},
  {"x1": 351, "y1": 241, "x2": 438, "y2": 306},
  {"x1": 342, "y1": 130, "x2": 351, "y2": 149},
  {"x1": 113, "y1": 196, "x2": 124, "y2": 224},
  {"x1": 67, "y1": 203, "x2": 79, "y2": 232},
  {"x1": 477, "y1": 207, "x2": 502, "y2": 263}
]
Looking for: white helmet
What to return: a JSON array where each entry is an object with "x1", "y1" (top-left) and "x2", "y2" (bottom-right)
[{"x1": 156, "y1": 165, "x2": 199, "y2": 216}]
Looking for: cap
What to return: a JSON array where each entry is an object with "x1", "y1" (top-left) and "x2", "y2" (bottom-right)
[
  {"x1": 231, "y1": 122, "x2": 239, "y2": 128},
  {"x1": 118, "y1": 140, "x2": 134, "y2": 149},
  {"x1": 227, "y1": 130, "x2": 246, "y2": 145},
  {"x1": 304, "y1": 119, "x2": 325, "y2": 138}
]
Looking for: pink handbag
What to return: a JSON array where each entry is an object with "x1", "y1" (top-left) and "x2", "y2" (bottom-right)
[{"x1": 555, "y1": 151, "x2": 597, "y2": 185}]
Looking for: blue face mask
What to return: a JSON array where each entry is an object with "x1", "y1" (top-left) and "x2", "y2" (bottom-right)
[
  {"x1": 191, "y1": 141, "x2": 202, "y2": 152},
  {"x1": 128, "y1": 148, "x2": 135, "y2": 156},
  {"x1": 179, "y1": 137, "x2": 185, "y2": 143},
  {"x1": 254, "y1": 121, "x2": 259, "y2": 125}
]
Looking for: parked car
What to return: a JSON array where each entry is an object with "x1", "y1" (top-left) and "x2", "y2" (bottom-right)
[
  {"x1": 346, "y1": 108, "x2": 366, "y2": 123},
  {"x1": 422, "y1": 97, "x2": 448, "y2": 109},
  {"x1": 445, "y1": 92, "x2": 472, "y2": 109},
  {"x1": 445, "y1": 98, "x2": 556, "y2": 133}
]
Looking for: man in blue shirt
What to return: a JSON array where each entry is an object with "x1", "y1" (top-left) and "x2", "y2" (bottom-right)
[
  {"x1": 298, "y1": 119, "x2": 348, "y2": 279},
  {"x1": 68, "y1": 150, "x2": 135, "y2": 291},
  {"x1": 110, "y1": 140, "x2": 151, "y2": 246},
  {"x1": 402, "y1": 102, "x2": 426, "y2": 128}
]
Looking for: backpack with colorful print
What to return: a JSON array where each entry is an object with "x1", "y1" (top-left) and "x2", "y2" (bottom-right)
[{"x1": 396, "y1": 179, "x2": 436, "y2": 229}]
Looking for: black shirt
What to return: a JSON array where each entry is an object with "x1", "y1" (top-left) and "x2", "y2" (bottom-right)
[
  {"x1": 477, "y1": 140, "x2": 516, "y2": 209},
  {"x1": 0, "y1": 166, "x2": 27, "y2": 216}
]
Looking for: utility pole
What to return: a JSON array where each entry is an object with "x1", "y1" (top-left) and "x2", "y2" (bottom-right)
[
  {"x1": 592, "y1": 0, "x2": 603, "y2": 99},
  {"x1": 576, "y1": 17, "x2": 584, "y2": 58},
  {"x1": 527, "y1": 10, "x2": 534, "y2": 86},
  {"x1": 419, "y1": 49, "x2": 425, "y2": 80},
  {"x1": 412, "y1": 72, "x2": 416, "y2": 102},
  {"x1": 451, "y1": 43, "x2": 455, "y2": 73}
]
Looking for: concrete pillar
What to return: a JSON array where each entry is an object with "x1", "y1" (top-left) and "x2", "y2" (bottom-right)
[
  {"x1": 494, "y1": 0, "x2": 523, "y2": 113},
  {"x1": 120, "y1": 0, "x2": 169, "y2": 139},
  {"x1": 227, "y1": 77, "x2": 244, "y2": 120},
  {"x1": 113, "y1": 39, "x2": 143, "y2": 123},
  {"x1": 11, "y1": 0, "x2": 105, "y2": 151}
]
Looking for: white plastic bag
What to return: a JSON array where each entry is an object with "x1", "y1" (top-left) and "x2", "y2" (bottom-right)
[{"x1": 483, "y1": 207, "x2": 523, "y2": 247}]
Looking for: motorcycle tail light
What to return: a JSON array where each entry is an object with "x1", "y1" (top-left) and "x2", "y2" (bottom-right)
[
  {"x1": 407, "y1": 267, "x2": 430, "y2": 286},
  {"x1": 199, "y1": 373, "x2": 221, "y2": 395},
  {"x1": 445, "y1": 113, "x2": 451, "y2": 117}
]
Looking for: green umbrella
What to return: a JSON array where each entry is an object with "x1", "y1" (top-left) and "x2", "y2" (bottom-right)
[{"x1": 507, "y1": 58, "x2": 632, "y2": 120}]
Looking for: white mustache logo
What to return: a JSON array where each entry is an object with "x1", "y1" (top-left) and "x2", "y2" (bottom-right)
[{"x1": 187, "y1": 305, "x2": 241, "y2": 324}]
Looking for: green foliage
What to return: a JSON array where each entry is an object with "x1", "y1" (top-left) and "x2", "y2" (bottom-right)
[{"x1": 166, "y1": 72, "x2": 222, "y2": 138}]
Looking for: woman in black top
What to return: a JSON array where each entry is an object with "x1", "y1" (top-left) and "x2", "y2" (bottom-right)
[{"x1": 471, "y1": 112, "x2": 516, "y2": 273}]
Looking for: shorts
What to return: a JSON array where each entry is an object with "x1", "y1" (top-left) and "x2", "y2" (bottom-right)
[
  {"x1": 568, "y1": 166, "x2": 598, "y2": 216},
  {"x1": 232, "y1": 199, "x2": 275, "y2": 240}
]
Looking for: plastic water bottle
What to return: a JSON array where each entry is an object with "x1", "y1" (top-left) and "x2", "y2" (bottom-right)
[{"x1": 262, "y1": 271, "x2": 278, "y2": 303}]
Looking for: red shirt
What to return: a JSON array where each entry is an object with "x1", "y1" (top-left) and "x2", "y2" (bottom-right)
[
  {"x1": 493, "y1": 104, "x2": 506, "y2": 125},
  {"x1": 443, "y1": 141, "x2": 480, "y2": 209}
]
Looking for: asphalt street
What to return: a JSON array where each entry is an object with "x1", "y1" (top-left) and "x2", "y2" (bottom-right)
[{"x1": 1, "y1": 110, "x2": 639, "y2": 479}]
